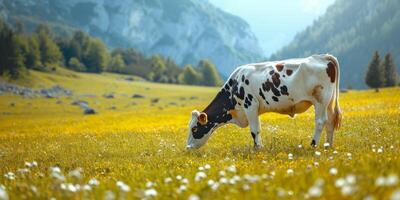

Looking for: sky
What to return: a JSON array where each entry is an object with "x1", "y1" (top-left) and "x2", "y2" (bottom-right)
[{"x1": 209, "y1": 0, "x2": 335, "y2": 57}]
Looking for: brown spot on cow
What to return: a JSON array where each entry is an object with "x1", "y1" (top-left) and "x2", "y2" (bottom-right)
[
  {"x1": 312, "y1": 85, "x2": 324, "y2": 103},
  {"x1": 276, "y1": 63, "x2": 284, "y2": 72},
  {"x1": 271, "y1": 73, "x2": 281, "y2": 87},
  {"x1": 286, "y1": 69, "x2": 293, "y2": 76},
  {"x1": 326, "y1": 62, "x2": 336, "y2": 83}
]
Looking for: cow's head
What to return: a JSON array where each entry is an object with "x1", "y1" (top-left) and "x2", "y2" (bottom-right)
[{"x1": 186, "y1": 110, "x2": 213, "y2": 149}]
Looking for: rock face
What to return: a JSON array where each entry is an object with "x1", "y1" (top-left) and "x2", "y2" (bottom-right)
[{"x1": 1, "y1": 0, "x2": 265, "y2": 75}]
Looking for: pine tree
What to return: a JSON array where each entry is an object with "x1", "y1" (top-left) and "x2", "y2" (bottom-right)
[
  {"x1": 382, "y1": 53, "x2": 398, "y2": 87},
  {"x1": 150, "y1": 55, "x2": 166, "y2": 82},
  {"x1": 0, "y1": 19, "x2": 25, "y2": 78},
  {"x1": 84, "y1": 38, "x2": 109, "y2": 73},
  {"x1": 108, "y1": 54, "x2": 126, "y2": 73},
  {"x1": 365, "y1": 51, "x2": 385, "y2": 91},
  {"x1": 198, "y1": 60, "x2": 222, "y2": 86},
  {"x1": 36, "y1": 24, "x2": 62, "y2": 67}
]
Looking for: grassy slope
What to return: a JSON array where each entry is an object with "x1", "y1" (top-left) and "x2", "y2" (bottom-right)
[{"x1": 0, "y1": 69, "x2": 399, "y2": 199}]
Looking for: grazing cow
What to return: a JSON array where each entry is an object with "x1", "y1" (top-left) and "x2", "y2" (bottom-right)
[{"x1": 186, "y1": 54, "x2": 342, "y2": 149}]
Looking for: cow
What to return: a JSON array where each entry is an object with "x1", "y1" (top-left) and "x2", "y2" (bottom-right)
[{"x1": 186, "y1": 54, "x2": 342, "y2": 150}]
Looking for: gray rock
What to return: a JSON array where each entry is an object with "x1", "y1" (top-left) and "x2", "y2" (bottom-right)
[
  {"x1": 132, "y1": 94, "x2": 145, "y2": 98},
  {"x1": 84, "y1": 108, "x2": 96, "y2": 115},
  {"x1": 103, "y1": 93, "x2": 114, "y2": 99}
]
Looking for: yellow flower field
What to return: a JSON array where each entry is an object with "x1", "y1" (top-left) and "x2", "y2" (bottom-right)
[{"x1": 0, "y1": 70, "x2": 399, "y2": 199}]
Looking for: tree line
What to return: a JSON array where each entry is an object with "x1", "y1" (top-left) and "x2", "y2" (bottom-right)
[
  {"x1": 0, "y1": 19, "x2": 222, "y2": 86},
  {"x1": 365, "y1": 51, "x2": 398, "y2": 91}
]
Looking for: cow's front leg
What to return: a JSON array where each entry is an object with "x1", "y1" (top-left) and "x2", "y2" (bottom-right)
[{"x1": 244, "y1": 101, "x2": 263, "y2": 149}]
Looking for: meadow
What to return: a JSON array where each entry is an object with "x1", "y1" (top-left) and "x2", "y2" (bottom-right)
[{"x1": 0, "y1": 69, "x2": 399, "y2": 199}]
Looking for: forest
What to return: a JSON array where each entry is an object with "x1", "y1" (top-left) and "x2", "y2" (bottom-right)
[{"x1": 0, "y1": 19, "x2": 222, "y2": 86}]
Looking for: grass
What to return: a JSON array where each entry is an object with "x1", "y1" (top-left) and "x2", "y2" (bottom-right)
[{"x1": 0, "y1": 69, "x2": 399, "y2": 199}]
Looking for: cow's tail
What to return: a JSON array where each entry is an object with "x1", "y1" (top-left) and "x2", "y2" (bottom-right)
[{"x1": 325, "y1": 54, "x2": 342, "y2": 130}]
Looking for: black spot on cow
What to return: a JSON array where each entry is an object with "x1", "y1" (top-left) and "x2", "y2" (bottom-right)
[
  {"x1": 245, "y1": 79, "x2": 249, "y2": 85},
  {"x1": 245, "y1": 97, "x2": 251, "y2": 106},
  {"x1": 228, "y1": 79, "x2": 234, "y2": 86},
  {"x1": 262, "y1": 79, "x2": 273, "y2": 92},
  {"x1": 271, "y1": 86, "x2": 281, "y2": 97},
  {"x1": 236, "y1": 87, "x2": 245, "y2": 100},
  {"x1": 271, "y1": 73, "x2": 281, "y2": 87},
  {"x1": 259, "y1": 88, "x2": 266, "y2": 100},
  {"x1": 283, "y1": 75, "x2": 286, "y2": 77},
  {"x1": 326, "y1": 62, "x2": 336, "y2": 83},
  {"x1": 280, "y1": 85, "x2": 289, "y2": 96},
  {"x1": 247, "y1": 94, "x2": 253, "y2": 101},
  {"x1": 224, "y1": 84, "x2": 230, "y2": 90},
  {"x1": 265, "y1": 100, "x2": 270, "y2": 105},
  {"x1": 272, "y1": 96, "x2": 279, "y2": 102},
  {"x1": 244, "y1": 104, "x2": 248, "y2": 109},
  {"x1": 241, "y1": 75, "x2": 245, "y2": 82},
  {"x1": 269, "y1": 70, "x2": 275, "y2": 75}
]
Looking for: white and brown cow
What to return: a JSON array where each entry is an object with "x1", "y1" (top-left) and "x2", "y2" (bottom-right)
[{"x1": 186, "y1": 54, "x2": 342, "y2": 149}]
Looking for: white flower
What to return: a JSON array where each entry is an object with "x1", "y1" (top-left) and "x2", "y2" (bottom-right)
[
  {"x1": 243, "y1": 174, "x2": 260, "y2": 183},
  {"x1": 346, "y1": 153, "x2": 352, "y2": 157},
  {"x1": 287, "y1": 169, "x2": 294, "y2": 175},
  {"x1": 67, "y1": 183, "x2": 78, "y2": 193},
  {"x1": 288, "y1": 153, "x2": 293, "y2": 160},
  {"x1": 188, "y1": 194, "x2": 200, "y2": 200},
  {"x1": 104, "y1": 190, "x2": 115, "y2": 200},
  {"x1": 341, "y1": 185, "x2": 354, "y2": 196},
  {"x1": 164, "y1": 177, "x2": 173, "y2": 184},
  {"x1": 83, "y1": 184, "x2": 92, "y2": 191},
  {"x1": 226, "y1": 165, "x2": 237, "y2": 173},
  {"x1": 219, "y1": 177, "x2": 228, "y2": 184},
  {"x1": 176, "y1": 185, "x2": 187, "y2": 193},
  {"x1": 198, "y1": 166, "x2": 204, "y2": 171},
  {"x1": 204, "y1": 164, "x2": 211, "y2": 170},
  {"x1": 0, "y1": 185, "x2": 9, "y2": 200},
  {"x1": 69, "y1": 169, "x2": 82, "y2": 180},
  {"x1": 25, "y1": 162, "x2": 33, "y2": 168},
  {"x1": 219, "y1": 171, "x2": 226, "y2": 177},
  {"x1": 182, "y1": 178, "x2": 189, "y2": 185},
  {"x1": 195, "y1": 171, "x2": 207, "y2": 182},
  {"x1": 329, "y1": 168, "x2": 338, "y2": 175},
  {"x1": 333, "y1": 150, "x2": 338, "y2": 154},
  {"x1": 116, "y1": 181, "x2": 130, "y2": 193},
  {"x1": 176, "y1": 175, "x2": 183, "y2": 180},
  {"x1": 323, "y1": 143, "x2": 330, "y2": 148},
  {"x1": 18, "y1": 168, "x2": 30, "y2": 174},
  {"x1": 242, "y1": 184, "x2": 250, "y2": 191},
  {"x1": 211, "y1": 182, "x2": 219, "y2": 191},
  {"x1": 50, "y1": 166, "x2": 61, "y2": 174},
  {"x1": 375, "y1": 176, "x2": 386, "y2": 186},
  {"x1": 144, "y1": 188, "x2": 157, "y2": 197},
  {"x1": 315, "y1": 151, "x2": 321, "y2": 156},
  {"x1": 146, "y1": 181, "x2": 155, "y2": 188},
  {"x1": 390, "y1": 189, "x2": 400, "y2": 200},
  {"x1": 308, "y1": 186, "x2": 322, "y2": 197},
  {"x1": 32, "y1": 161, "x2": 38, "y2": 167},
  {"x1": 335, "y1": 178, "x2": 346, "y2": 188},
  {"x1": 88, "y1": 178, "x2": 99, "y2": 186},
  {"x1": 298, "y1": 144, "x2": 303, "y2": 149},
  {"x1": 346, "y1": 174, "x2": 356, "y2": 185},
  {"x1": 377, "y1": 148, "x2": 383, "y2": 153},
  {"x1": 387, "y1": 174, "x2": 398, "y2": 186}
]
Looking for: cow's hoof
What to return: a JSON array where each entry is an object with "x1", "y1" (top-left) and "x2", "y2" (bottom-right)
[
  {"x1": 253, "y1": 145, "x2": 264, "y2": 151},
  {"x1": 310, "y1": 140, "x2": 317, "y2": 147}
]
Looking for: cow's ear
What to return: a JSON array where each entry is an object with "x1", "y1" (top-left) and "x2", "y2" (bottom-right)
[{"x1": 198, "y1": 112, "x2": 208, "y2": 125}]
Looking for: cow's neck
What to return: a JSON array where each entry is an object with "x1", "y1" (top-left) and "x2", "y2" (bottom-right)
[{"x1": 202, "y1": 88, "x2": 236, "y2": 127}]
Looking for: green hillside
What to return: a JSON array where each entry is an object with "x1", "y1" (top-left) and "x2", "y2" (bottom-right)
[{"x1": 271, "y1": 0, "x2": 400, "y2": 88}]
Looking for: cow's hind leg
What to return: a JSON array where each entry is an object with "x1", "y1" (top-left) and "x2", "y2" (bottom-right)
[
  {"x1": 311, "y1": 85, "x2": 331, "y2": 147},
  {"x1": 311, "y1": 102, "x2": 328, "y2": 147},
  {"x1": 244, "y1": 99, "x2": 263, "y2": 149}
]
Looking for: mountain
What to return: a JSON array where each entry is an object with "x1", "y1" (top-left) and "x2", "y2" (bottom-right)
[
  {"x1": 0, "y1": 0, "x2": 264, "y2": 76},
  {"x1": 270, "y1": 0, "x2": 400, "y2": 89}
]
